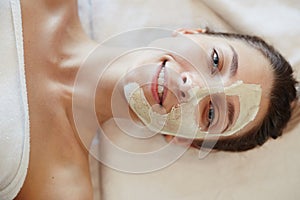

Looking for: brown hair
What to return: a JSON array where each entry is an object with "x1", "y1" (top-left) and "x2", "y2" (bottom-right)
[{"x1": 192, "y1": 32, "x2": 298, "y2": 151}]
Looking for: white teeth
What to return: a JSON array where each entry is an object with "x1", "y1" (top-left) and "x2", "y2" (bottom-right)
[
  {"x1": 157, "y1": 67, "x2": 165, "y2": 97},
  {"x1": 158, "y1": 85, "x2": 164, "y2": 93},
  {"x1": 158, "y1": 78, "x2": 164, "y2": 85},
  {"x1": 159, "y1": 71, "x2": 164, "y2": 78}
]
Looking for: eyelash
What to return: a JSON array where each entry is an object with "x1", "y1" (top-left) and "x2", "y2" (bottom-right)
[{"x1": 207, "y1": 100, "x2": 215, "y2": 128}]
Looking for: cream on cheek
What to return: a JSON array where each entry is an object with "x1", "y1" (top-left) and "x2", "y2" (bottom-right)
[{"x1": 124, "y1": 80, "x2": 262, "y2": 139}]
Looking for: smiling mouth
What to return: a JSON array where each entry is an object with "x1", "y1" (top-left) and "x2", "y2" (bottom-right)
[{"x1": 152, "y1": 60, "x2": 167, "y2": 105}]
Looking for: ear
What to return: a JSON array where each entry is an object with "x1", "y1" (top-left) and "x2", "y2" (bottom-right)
[{"x1": 172, "y1": 28, "x2": 208, "y2": 36}]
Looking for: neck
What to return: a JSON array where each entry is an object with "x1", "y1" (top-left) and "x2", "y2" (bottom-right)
[
  {"x1": 22, "y1": 0, "x2": 132, "y2": 128},
  {"x1": 21, "y1": 0, "x2": 97, "y2": 74}
]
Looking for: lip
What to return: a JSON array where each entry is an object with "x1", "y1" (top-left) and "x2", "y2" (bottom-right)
[{"x1": 151, "y1": 61, "x2": 168, "y2": 105}]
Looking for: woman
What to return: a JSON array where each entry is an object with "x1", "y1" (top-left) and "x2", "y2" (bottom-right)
[{"x1": 0, "y1": 0, "x2": 298, "y2": 199}]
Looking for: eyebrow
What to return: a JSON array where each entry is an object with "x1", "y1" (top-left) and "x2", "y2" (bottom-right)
[{"x1": 229, "y1": 45, "x2": 238, "y2": 77}]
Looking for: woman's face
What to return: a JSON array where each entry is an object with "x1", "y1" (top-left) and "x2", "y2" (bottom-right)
[{"x1": 122, "y1": 33, "x2": 273, "y2": 140}]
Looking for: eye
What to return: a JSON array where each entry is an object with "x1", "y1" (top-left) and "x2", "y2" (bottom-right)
[
  {"x1": 212, "y1": 49, "x2": 219, "y2": 68},
  {"x1": 207, "y1": 101, "x2": 215, "y2": 127},
  {"x1": 211, "y1": 49, "x2": 220, "y2": 74}
]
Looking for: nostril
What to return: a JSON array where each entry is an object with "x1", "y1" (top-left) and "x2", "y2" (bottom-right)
[
  {"x1": 182, "y1": 76, "x2": 187, "y2": 84},
  {"x1": 181, "y1": 91, "x2": 186, "y2": 98},
  {"x1": 181, "y1": 73, "x2": 193, "y2": 86}
]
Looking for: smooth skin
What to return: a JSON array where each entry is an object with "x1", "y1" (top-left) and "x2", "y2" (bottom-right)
[
  {"x1": 16, "y1": 0, "x2": 96, "y2": 199},
  {"x1": 16, "y1": 0, "x2": 273, "y2": 199}
]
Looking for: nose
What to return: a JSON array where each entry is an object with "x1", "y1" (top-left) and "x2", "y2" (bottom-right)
[
  {"x1": 178, "y1": 72, "x2": 195, "y2": 102},
  {"x1": 178, "y1": 71, "x2": 209, "y2": 103}
]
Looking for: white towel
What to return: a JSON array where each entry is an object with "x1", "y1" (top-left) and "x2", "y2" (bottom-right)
[{"x1": 0, "y1": 0, "x2": 30, "y2": 199}]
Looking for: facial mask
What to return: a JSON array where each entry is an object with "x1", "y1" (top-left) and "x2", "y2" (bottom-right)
[{"x1": 124, "y1": 80, "x2": 262, "y2": 139}]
